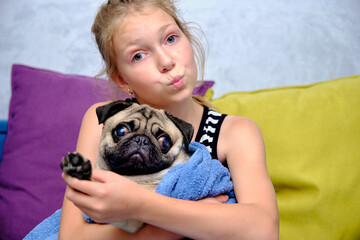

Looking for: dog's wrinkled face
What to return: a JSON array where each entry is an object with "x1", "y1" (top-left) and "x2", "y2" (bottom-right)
[{"x1": 96, "y1": 101, "x2": 194, "y2": 176}]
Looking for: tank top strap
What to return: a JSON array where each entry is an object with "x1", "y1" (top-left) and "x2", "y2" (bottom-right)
[{"x1": 194, "y1": 106, "x2": 227, "y2": 160}]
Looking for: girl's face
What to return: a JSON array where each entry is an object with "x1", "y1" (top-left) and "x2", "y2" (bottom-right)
[{"x1": 112, "y1": 7, "x2": 198, "y2": 109}]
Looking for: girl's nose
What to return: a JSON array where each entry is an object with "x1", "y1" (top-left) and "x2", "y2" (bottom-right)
[{"x1": 157, "y1": 49, "x2": 175, "y2": 73}]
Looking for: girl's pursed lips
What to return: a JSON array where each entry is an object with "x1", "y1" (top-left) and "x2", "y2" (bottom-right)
[
  {"x1": 169, "y1": 75, "x2": 184, "y2": 88},
  {"x1": 171, "y1": 75, "x2": 183, "y2": 83}
]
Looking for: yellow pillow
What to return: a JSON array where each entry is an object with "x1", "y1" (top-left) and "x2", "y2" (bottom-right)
[{"x1": 210, "y1": 76, "x2": 360, "y2": 240}]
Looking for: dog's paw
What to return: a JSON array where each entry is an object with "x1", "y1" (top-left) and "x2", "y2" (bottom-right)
[{"x1": 60, "y1": 152, "x2": 92, "y2": 180}]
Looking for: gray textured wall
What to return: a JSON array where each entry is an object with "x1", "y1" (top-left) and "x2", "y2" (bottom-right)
[{"x1": 1, "y1": 0, "x2": 360, "y2": 119}]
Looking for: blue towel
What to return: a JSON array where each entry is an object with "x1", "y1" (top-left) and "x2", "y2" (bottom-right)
[
  {"x1": 156, "y1": 142, "x2": 237, "y2": 203},
  {"x1": 24, "y1": 142, "x2": 236, "y2": 239},
  {"x1": 83, "y1": 142, "x2": 236, "y2": 224},
  {"x1": 24, "y1": 209, "x2": 61, "y2": 240}
]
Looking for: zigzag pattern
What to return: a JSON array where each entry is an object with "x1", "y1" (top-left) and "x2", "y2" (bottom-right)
[{"x1": 195, "y1": 107, "x2": 226, "y2": 159}]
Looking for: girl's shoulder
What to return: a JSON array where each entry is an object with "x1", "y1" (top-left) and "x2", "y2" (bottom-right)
[
  {"x1": 86, "y1": 100, "x2": 113, "y2": 113},
  {"x1": 76, "y1": 101, "x2": 113, "y2": 163},
  {"x1": 82, "y1": 100, "x2": 113, "y2": 121},
  {"x1": 220, "y1": 114, "x2": 263, "y2": 138},
  {"x1": 79, "y1": 101, "x2": 113, "y2": 135},
  {"x1": 83, "y1": 98, "x2": 139, "y2": 120},
  {"x1": 222, "y1": 115, "x2": 261, "y2": 133},
  {"x1": 218, "y1": 115, "x2": 265, "y2": 162}
]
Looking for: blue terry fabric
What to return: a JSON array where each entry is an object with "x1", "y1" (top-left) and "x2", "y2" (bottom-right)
[
  {"x1": 156, "y1": 142, "x2": 237, "y2": 203},
  {"x1": 83, "y1": 142, "x2": 237, "y2": 224},
  {"x1": 24, "y1": 142, "x2": 237, "y2": 238},
  {"x1": 23, "y1": 209, "x2": 61, "y2": 240},
  {"x1": 82, "y1": 142, "x2": 236, "y2": 225}
]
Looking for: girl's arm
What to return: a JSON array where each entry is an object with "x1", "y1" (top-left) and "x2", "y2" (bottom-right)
[
  {"x1": 133, "y1": 116, "x2": 279, "y2": 239},
  {"x1": 59, "y1": 103, "x2": 185, "y2": 240},
  {"x1": 61, "y1": 110, "x2": 279, "y2": 239}
]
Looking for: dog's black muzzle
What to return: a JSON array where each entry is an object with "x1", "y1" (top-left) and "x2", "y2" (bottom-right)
[{"x1": 104, "y1": 134, "x2": 171, "y2": 176}]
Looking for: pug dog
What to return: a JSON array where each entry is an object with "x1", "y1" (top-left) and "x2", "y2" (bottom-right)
[{"x1": 61, "y1": 100, "x2": 194, "y2": 232}]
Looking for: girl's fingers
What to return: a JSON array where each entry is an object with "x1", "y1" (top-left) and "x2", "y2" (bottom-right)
[
  {"x1": 62, "y1": 172, "x2": 103, "y2": 196},
  {"x1": 214, "y1": 195, "x2": 229, "y2": 203},
  {"x1": 198, "y1": 195, "x2": 229, "y2": 204},
  {"x1": 91, "y1": 168, "x2": 112, "y2": 183}
]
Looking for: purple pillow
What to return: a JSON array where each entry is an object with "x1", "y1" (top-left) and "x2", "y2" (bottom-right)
[
  {"x1": 193, "y1": 80, "x2": 214, "y2": 96},
  {"x1": 0, "y1": 65, "x2": 105, "y2": 240},
  {"x1": 0, "y1": 64, "x2": 213, "y2": 240}
]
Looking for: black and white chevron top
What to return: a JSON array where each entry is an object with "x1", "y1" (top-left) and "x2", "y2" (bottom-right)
[{"x1": 195, "y1": 106, "x2": 227, "y2": 160}]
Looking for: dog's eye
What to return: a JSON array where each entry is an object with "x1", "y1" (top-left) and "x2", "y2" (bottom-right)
[
  {"x1": 157, "y1": 135, "x2": 172, "y2": 153},
  {"x1": 114, "y1": 125, "x2": 130, "y2": 139}
]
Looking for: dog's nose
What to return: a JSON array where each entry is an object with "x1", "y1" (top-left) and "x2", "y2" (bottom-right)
[{"x1": 133, "y1": 135, "x2": 150, "y2": 146}]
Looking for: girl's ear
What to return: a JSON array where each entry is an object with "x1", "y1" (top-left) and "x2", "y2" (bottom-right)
[{"x1": 111, "y1": 72, "x2": 128, "y2": 93}]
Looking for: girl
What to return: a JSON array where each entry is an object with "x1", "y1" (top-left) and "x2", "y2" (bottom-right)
[{"x1": 59, "y1": 0, "x2": 279, "y2": 239}]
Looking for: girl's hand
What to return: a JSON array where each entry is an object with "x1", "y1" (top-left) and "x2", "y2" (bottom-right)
[
  {"x1": 62, "y1": 167, "x2": 228, "y2": 220},
  {"x1": 62, "y1": 168, "x2": 144, "y2": 224},
  {"x1": 198, "y1": 195, "x2": 229, "y2": 204}
]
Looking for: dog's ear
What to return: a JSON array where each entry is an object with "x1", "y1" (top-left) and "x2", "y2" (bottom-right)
[
  {"x1": 96, "y1": 99, "x2": 136, "y2": 124},
  {"x1": 165, "y1": 112, "x2": 194, "y2": 151}
]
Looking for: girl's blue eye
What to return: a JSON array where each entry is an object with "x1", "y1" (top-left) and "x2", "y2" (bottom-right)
[
  {"x1": 133, "y1": 53, "x2": 144, "y2": 62},
  {"x1": 166, "y1": 35, "x2": 177, "y2": 44}
]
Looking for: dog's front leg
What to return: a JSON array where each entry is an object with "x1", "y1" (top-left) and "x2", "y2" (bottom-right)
[{"x1": 60, "y1": 152, "x2": 92, "y2": 180}]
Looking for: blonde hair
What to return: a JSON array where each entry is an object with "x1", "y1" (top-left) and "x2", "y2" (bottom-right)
[{"x1": 92, "y1": 0, "x2": 215, "y2": 109}]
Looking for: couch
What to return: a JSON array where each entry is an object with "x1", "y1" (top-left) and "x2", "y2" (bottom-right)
[{"x1": 0, "y1": 64, "x2": 359, "y2": 240}]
